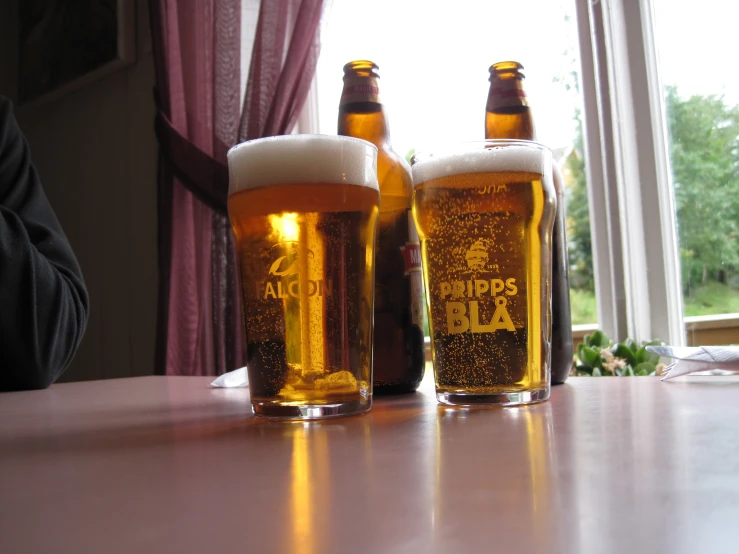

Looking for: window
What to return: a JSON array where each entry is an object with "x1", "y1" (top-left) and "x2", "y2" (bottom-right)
[
  {"x1": 303, "y1": 0, "x2": 734, "y2": 345},
  {"x1": 573, "y1": 0, "x2": 738, "y2": 345},
  {"x1": 652, "y1": 0, "x2": 739, "y2": 344},
  {"x1": 315, "y1": 0, "x2": 597, "y2": 327}
]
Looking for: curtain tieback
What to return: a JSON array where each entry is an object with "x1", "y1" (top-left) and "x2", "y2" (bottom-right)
[{"x1": 154, "y1": 108, "x2": 229, "y2": 215}]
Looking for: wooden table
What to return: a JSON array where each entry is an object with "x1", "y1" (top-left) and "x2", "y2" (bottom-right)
[{"x1": 2, "y1": 375, "x2": 739, "y2": 553}]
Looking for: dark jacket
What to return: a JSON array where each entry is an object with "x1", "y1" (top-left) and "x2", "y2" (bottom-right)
[{"x1": 0, "y1": 97, "x2": 89, "y2": 391}]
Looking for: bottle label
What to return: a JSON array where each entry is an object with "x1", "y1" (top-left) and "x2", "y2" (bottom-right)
[
  {"x1": 340, "y1": 76, "x2": 381, "y2": 105},
  {"x1": 401, "y1": 244, "x2": 422, "y2": 275},
  {"x1": 486, "y1": 78, "x2": 528, "y2": 112}
]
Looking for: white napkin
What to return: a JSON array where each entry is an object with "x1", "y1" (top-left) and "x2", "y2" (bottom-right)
[
  {"x1": 210, "y1": 367, "x2": 249, "y2": 388},
  {"x1": 646, "y1": 346, "x2": 739, "y2": 381}
]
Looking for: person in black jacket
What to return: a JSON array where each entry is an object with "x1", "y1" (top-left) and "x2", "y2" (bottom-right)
[{"x1": 0, "y1": 96, "x2": 89, "y2": 391}]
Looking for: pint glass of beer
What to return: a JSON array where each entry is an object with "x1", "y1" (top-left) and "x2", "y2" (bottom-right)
[
  {"x1": 227, "y1": 135, "x2": 380, "y2": 418},
  {"x1": 412, "y1": 140, "x2": 555, "y2": 406}
]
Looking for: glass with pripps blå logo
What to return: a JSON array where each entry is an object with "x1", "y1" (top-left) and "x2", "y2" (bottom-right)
[{"x1": 412, "y1": 140, "x2": 555, "y2": 406}]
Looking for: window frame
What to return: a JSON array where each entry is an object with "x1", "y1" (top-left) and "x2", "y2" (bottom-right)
[{"x1": 574, "y1": 0, "x2": 683, "y2": 344}]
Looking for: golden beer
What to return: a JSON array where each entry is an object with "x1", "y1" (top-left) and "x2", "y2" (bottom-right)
[
  {"x1": 412, "y1": 141, "x2": 555, "y2": 406},
  {"x1": 227, "y1": 135, "x2": 380, "y2": 418}
]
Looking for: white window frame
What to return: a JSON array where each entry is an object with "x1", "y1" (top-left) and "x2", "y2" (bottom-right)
[
  {"x1": 573, "y1": 0, "x2": 684, "y2": 345},
  {"x1": 298, "y1": 0, "x2": 739, "y2": 346}
]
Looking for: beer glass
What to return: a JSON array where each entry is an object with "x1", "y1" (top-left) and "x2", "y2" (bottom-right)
[
  {"x1": 411, "y1": 140, "x2": 555, "y2": 406},
  {"x1": 227, "y1": 135, "x2": 380, "y2": 418}
]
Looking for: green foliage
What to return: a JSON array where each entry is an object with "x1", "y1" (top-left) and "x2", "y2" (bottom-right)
[
  {"x1": 569, "y1": 288, "x2": 597, "y2": 324},
  {"x1": 665, "y1": 86, "x2": 739, "y2": 295},
  {"x1": 570, "y1": 274, "x2": 739, "y2": 322},
  {"x1": 682, "y1": 281, "x2": 739, "y2": 316},
  {"x1": 564, "y1": 86, "x2": 739, "y2": 317},
  {"x1": 565, "y1": 112, "x2": 594, "y2": 292},
  {"x1": 573, "y1": 331, "x2": 663, "y2": 377}
]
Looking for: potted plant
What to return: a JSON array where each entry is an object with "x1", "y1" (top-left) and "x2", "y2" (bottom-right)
[{"x1": 573, "y1": 330, "x2": 665, "y2": 376}]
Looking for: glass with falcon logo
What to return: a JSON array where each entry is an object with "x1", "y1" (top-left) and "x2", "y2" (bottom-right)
[
  {"x1": 411, "y1": 140, "x2": 555, "y2": 406},
  {"x1": 227, "y1": 135, "x2": 380, "y2": 418}
]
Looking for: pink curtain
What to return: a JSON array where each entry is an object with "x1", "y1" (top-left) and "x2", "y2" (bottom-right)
[{"x1": 149, "y1": 0, "x2": 328, "y2": 376}]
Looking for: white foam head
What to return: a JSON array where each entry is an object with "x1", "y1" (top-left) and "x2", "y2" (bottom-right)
[
  {"x1": 228, "y1": 134, "x2": 379, "y2": 195},
  {"x1": 411, "y1": 141, "x2": 550, "y2": 186}
]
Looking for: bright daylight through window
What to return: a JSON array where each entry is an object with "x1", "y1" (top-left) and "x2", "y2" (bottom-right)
[
  {"x1": 653, "y1": 0, "x2": 739, "y2": 325},
  {"x1": 316, "y1": 0, "x2": 596, "y2": 325}
]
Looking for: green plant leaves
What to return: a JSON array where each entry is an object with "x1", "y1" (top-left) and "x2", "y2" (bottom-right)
[
  {"x1": 580, "y1": 346, "x2": 601, "y2": 367},
  {"x1": 573, "y1": 331, "x2": 663, "y2": 377},
  {"x1": 636, "y1": 346, "x2": 659, "y2": 365},
  {"x1": 586, "y1": 330, "x2": 610, "y2": 348},
  {"x1": 633, "y1": 362, "x2": 657, "y2": 374},
  {"x1": 575, "y1": 364, "x2": 592, "y2": 375},
  {"x1": 612, "y1": 343, "x2": 637, "y2": 366}
]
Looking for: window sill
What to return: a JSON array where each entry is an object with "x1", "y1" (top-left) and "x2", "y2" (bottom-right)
[{"x1": 685, "y1": 313, "x2": 739, "y2": 346}]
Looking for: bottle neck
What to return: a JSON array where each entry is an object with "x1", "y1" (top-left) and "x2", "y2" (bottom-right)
[
  {"x1": 338, "y1": 72, "x2": 392, "y2": 147},
  {"x1": 338, "y1": 102, "x2": 391, "y2": 147},
  {"x1": 485, "y1": 76, "x2": 536, "y2": 140}
]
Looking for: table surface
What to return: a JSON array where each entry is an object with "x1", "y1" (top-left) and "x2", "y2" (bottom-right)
[{"x1": 2, "y1": 374, "x2": 739, "y2": 554}]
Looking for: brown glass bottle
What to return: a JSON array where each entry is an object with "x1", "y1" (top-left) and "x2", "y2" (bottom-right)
[
  {"x1": 485, "y1": 61, "x2": 574, "y2": 384},
  {"x1": 338, "y1": 60, "x2": 426, "y2": 393}
]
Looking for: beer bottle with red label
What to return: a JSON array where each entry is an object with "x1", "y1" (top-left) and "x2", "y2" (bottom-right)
[
  {"x1": 485, "y1": 61, "x2": 574, "y2": 384},
  {"x1": 338, "y1": 60, "x2": 426, "y2": 393}
]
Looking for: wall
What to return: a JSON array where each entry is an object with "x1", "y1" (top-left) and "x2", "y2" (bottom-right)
[{"x1": 0, "y1": 0, "x2": 158, "y2": 381}]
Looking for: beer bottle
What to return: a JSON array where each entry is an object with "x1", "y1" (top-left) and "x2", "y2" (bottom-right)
[
  {"x1": 485, "y1": 61, "x2": 574, "y2": 384},
  {"x1": 338, "y1": 60, "x2": 426, "y2": 393}
]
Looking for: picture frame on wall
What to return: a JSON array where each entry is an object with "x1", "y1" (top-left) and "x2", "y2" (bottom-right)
[{"x1": 19, "y1": 0, "x2": 136, "y2": 106}]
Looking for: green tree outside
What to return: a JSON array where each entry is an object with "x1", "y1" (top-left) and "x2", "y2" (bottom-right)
[
  {"x1": 564, "y1": 87, "x2": 739, "y2": 322},
  {"x1": 564, "y1": 111, "x2": 593, "y2": 293},
  {"x1": 665, "y1": 86, "x2": 739, "y2": 295}
]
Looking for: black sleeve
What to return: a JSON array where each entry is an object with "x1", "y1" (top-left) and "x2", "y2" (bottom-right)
[{"x1": 0, "y1": 97, "x2": 89, "y2": 391}]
